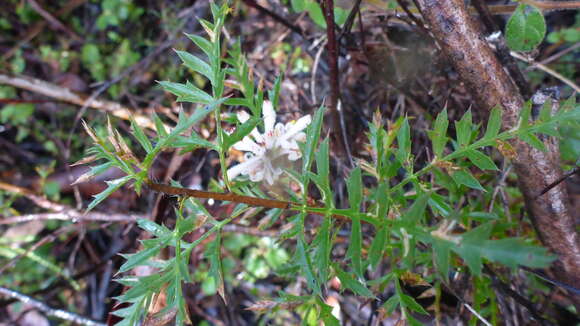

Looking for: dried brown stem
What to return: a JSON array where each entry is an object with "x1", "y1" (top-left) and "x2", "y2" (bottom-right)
[
  {"x1": 416, "y1": 0, "x2": 580, "y2": 309},
  {"x1": 0, "y1": 74, "x2": 158, "y2": 130}
]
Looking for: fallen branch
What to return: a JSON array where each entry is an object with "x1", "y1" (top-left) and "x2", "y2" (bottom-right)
[
  {"x1": 0, "y1": 74, "x2": 157, "y2": 130},
  {"x1": 0, "y1": 286, "x2": 106, "y2": 326}
]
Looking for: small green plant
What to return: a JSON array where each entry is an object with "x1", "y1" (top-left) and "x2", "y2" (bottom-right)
[{"x1": 76, "y1": 2, "x2": 579, "y2": 325}]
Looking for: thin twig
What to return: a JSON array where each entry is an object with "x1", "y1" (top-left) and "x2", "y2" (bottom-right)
[
  {"x1": 532, "y1": 42, "x2": 580, "y2": 68},
  {"x1": 534, "y1": 166, "x2": 579, "y2": 199},
  {"x1": 0, "y1": 286, "x2": 106, "y2": 326},
  {"x1": 241, "y1": 0, "x2": 304, "y2": 37},
  {"x1": 0, "y1": 212, "x2": 138, "y2": 225},
  {"x1": 0, "y1": 74, "x2": 158, "y2": 130},
  {"x1": 2, "y1": 0, "x2": 87, "y2": 61},
  {"x1": 145, "y1": 179, "x2": 375, "y2": 225},
  {"x1": 0, "y1": 181, "x2": 67, "y2": 212},
  {"x1": 510, "y1": 51, "x2": 580, "y2": 93},
  {"x1": 26, "y1": 0, "x2": 81, "y2": 40}
]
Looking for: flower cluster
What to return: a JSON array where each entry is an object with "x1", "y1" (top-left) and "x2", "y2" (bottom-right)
[{"x1": 227, "y1": 101, "x2": 311, "y2": 185}]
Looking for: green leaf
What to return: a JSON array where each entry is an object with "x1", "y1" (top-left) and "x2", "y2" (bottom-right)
[
  {"x1": 137, "y1": 219, "x2": 170, "y2": 238},
  {"x1": 400, "y1": 293, "x2": 429, "y2": 315},
  {"x1": 223, "y1": 116, "x2": 260, "y2": 150},
  {"x1": 158, "y1": 80, "x2": 213, "y2": 104},
  {"x1": 87, "y1": 175, "x2": 132, "y2": 212},
  {"x1": 297, "y1": 235, "x2": 321, "y2": 296},
  {"x1": 316, "y1": 297, "x2": 340, "y2": 326},
  {"x1": 465, "y1": 149, "x2": 498, "y2": 171},
  {"x1": 383, "y1": 295, "x2": 400, "y2": 314},
  {"x1": 206, "y1": 230, "x2": 226, "y2": 302},
  {"x1": 401, "y1": 193, "x2": 429, "y2": 225},
  {"x1": 175, "y1": 50, "x2": 214, "y2": 84},
  {"x1": 301, "y1": 105, "x2": 325, "y2": 188},
  {"x1": 130, "y1": 117, "x2": 153, "y2": 153},
  {"x1": 334, "y1": 265, "x2": 375, "y2": 298},
  {"x1": 119, "y1": 237, "x2": 171, "y2": 273},
  {"x1": 346, "y1": 167, "x2": 362, "y2": 211},
  {"x1": 484, "y1": 106, "x2": 502, "y2": 140},
  {"x1": 520, "y1": 132, "x2": 546, "y2": 151},
  {"x1": 481, "y1": 238, "x2": 555, "y2": 269},
  {"x1": 185, "y1": 33, "x2": 213, "y2": 59},
  {"x1": 505, "y1": 4, "x2": 546, "y2": 52},
  {"x1": 519, "y1": 100, "x2": 533, "y2": 129},
  {"x1": 396, "y1": 118, "x2": 411, "y2": 163},
  {"x1": 152, "y1": 112, "x2": 168, "y2": 138},
  {"x1": 314, "y1": 215, "x2": 332, "y2": 284},
  {"x1": 432, "y1": 107, "x2": 449, "y2": 157},
  {"x1": 456, "y1": 109, "x2": 473, "y2": 147},
  {"x1": 314, "y1": 138, "x2": 332, "y2": 205},
  {"x1": 368, "y1": 226, "x2": 386, "y2": 269},
  {"x1": 451, "y1": 169, "x2": 485, "y2": 191},
  {"x1": 347, "y1": 214, "x2": 363, "y2": 279},
  {"x1": 432, "y1": 238, "x2": 451, "y2": 282},
  {"x1": 452, "y1": 222, "x2": 493, "y2": 276},
  {"x1": 291, "y1": 0, "x2": 305, "y2": 12},
  {"x1": 306, "y1": 1, "x2": 326, "y2": 28}
]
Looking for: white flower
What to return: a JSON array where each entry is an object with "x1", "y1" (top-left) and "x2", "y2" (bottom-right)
[{"x1": 227, "y1": 101, "x2": 311, "y2": 185}]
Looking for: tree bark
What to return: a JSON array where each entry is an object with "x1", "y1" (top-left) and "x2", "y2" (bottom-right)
[{"x1": 415, "y1": 0, "x2": 580, "y2": 307}]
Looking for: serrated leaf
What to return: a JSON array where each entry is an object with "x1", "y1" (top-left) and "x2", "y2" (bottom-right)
[
  {"x1": 520, "y1": 132, "x2": 546, "y2": 151},
  {"x1": 301, "y1": 105, "x2": 325, "y2": 188},
  {"x1": 131, "y1": 117, "x2": 153, "y2": 153},
  {"x1": 315, "y1": 138, "x2": 332, "y2": 204},
  {"x1": 481, "y1": 238, "x2": 555, "y2": 269},
  {"x1": 223, "y1": 116, "x2": 260, "y2": 150},
  {"x1": 432, "y1": 107, "x2": 449, "y2": 157},
  {"x1": 346, "y1": 166, "x2": 362, "y2": 210},
  {"x1": 465, "y1": 149, "x2": 498, "y2": 171},
  {"x1": 314, "y1": 215, "x2": 332, "y2": 283},
  {"x1": 297, "y1": 235, "x2": 321, "y2": 296},
  {"x1": 137, "y1": 219, "x2": 170, "y2": 238},
  {"x1": 334, "y1": 265, "x2": 375, "y2": 298},
  {"x1": 451, "y1": 169, "x2": 485, "y2": 191},
  {"x1": 505, "y1": 4, "x2": 546, "y2": 52},
  {"x1": 484, "y1": 106, "x2": 502, "y2": 140},
  {"x1": 185, "y1": 33, "x2": 212, "y2": 59},
  {"x1": 401, "y1": 193, "x2": 429, "y2": 225},
  {"x1": 317, "y1": 298, "x2": 340, "y2": 326},
  {"x1": 175, "y1": 50, "x2": 214, "y2": 84},
  {"x1": 206, "y1": 230, "x2": 226, "y2": 303},
  {"x1": 86, "y1": 175, "x2": 132, "y2": 211},
  {"x1": 456, "y1": 109, "x2": 473, "y2": 147},
  {"x1": 347, "y1": 215, "x2": 363, "y2": 279},
  {"x1": 432, "y1": 238, "x2": 451, "y2": 282},
  {"x1": 119, "y1": 237, "x2": 170, "y2": 273},
  {"x1": 396, "y1": 118, "x2": 411, "y2": 163},
  {"x1": 159, "y1": 80, "x2": 213, "y2": 104},
  {"x1": 452, "y1": 223, "x2": 493, "y2": 275},
  {"x1": 519, "y1": 100, "x2": 533, "y2": 129},
  {"x1": 368, "y1": 226, "x2": 386, "y2": 269},
  {"x1": 152, "y1": 112, "x2": 168, "y2": 138},
  {"x1": 400, "y1": 293, "x2": 429, "y2": 315}
]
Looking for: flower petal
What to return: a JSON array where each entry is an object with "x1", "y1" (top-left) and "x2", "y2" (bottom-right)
[
  {"x1": 282, "y1": 115, "x2": 311, "y2": 140},
  {"x1": 227, "y1": 156, "x2": 261, "y2": 180},
  {"x1": 233, "y1": 136, "x2": 264, "y2": 155},
  {"x1": 262, "y1": 100, "x2": 276, "y2": 133},
  {"x1": 237, "y1": 110, "x2": 250, "y2": 123}
]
